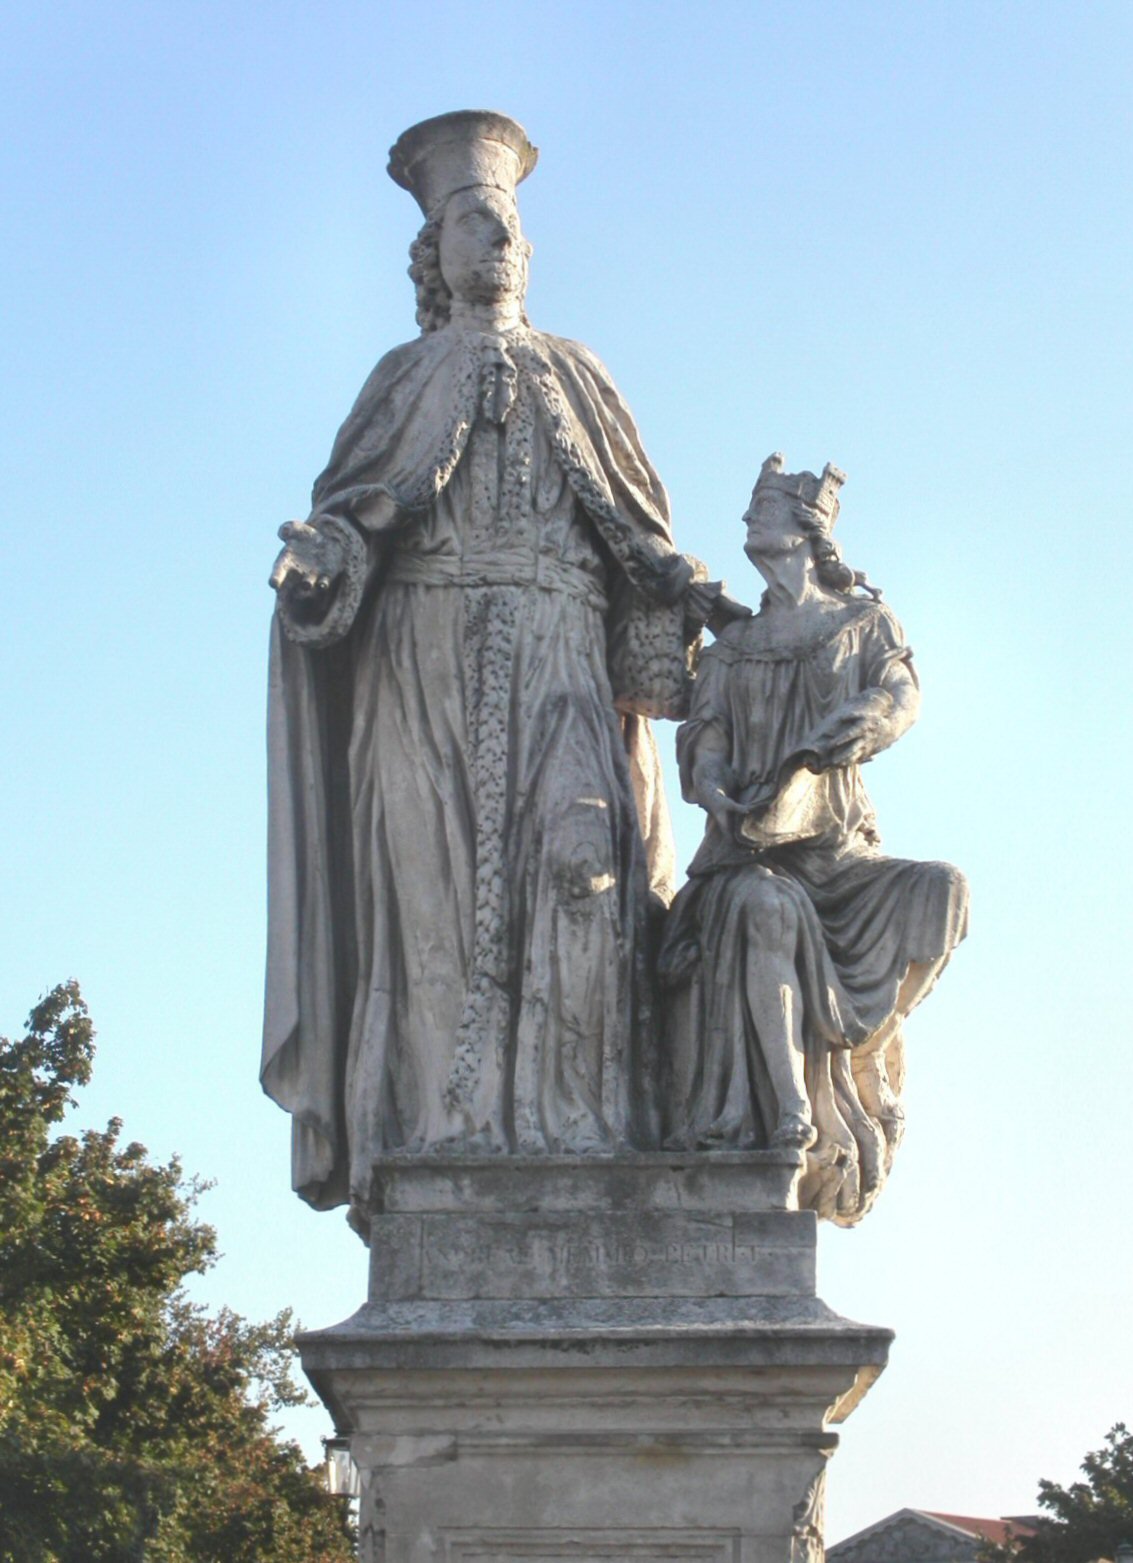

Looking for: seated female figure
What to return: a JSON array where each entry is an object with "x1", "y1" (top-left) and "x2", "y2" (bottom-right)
[{"x1": 658, "y1": 454, "x2": 968, "y2": 1225}]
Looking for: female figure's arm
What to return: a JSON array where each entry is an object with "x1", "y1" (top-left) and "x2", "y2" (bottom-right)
[
  {"x1": 676, "y1": 652, "x2": 748, "y2": 836},
  {"x1": 808, "y1": 613, "x2": 920, "y2": 771}
]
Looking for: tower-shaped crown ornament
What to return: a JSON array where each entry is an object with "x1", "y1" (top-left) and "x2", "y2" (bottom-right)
[
  {"x1": 755, "y1": 451, "x2": 847, "y2": 528},
  {"x1": 388, "y1": 110, "x2": 539, "y2": 217}
]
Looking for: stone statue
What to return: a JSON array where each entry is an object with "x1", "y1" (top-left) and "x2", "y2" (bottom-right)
[
  {"x1": 658, "y1": 454, "x2": 968, "y2": 1224},
  {"x1": 260, "y1": 111, "x2": 740, "y2": 1222},
  {"x1": 263, "y1": 116, "x2": 955, "y2": 1555}
]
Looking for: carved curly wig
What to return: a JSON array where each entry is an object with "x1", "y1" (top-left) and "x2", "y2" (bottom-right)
[{"x1": 408, "y1": 214, "x2": 451, "y2": 332}]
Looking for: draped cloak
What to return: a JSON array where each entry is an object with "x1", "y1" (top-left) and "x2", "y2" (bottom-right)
[{"x1": 261, "y1": 323, "x2": 695, "y2": 1214}]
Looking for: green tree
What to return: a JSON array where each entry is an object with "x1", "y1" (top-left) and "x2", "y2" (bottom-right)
[
  {"x1": 981, "y1": 1425, "x2": 1133, "y2": 1563},
  {"x1": 0, "y1": 982, "x2": 355, "y2": 1562}
]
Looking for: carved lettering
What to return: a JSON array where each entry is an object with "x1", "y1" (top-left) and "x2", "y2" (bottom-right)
[
  {"x1": 444, "y1": 1529, "x2": 738, "y2": 1562},
  {"x1": 431, "y1": 1230, "x2": 778, "y2": 1275}
]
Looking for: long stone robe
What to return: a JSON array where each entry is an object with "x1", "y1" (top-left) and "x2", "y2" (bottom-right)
[
  {"x1": 659, "y1": 597, "x2": 969, "y2": 1225},
  {"x1": 261, "y1": 323, "x2": 693, "y2": 1214}
]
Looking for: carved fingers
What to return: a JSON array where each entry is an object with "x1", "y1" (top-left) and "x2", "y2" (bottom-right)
[
  {"x1": 269, "y1": 520, "x2": 347, "y2": 600},
  {"x1": 703, "y1": 786, "x2": 748, "y2": 838},
  {"x1": 271, "y1": 516, "x2": 368, "y2": 648},
  {"x1": 683, "y1": 578, "x2": 753, "y2": 637},
  {"x1": 808, "y1": 690, "x2": 895, "y2": 769}
]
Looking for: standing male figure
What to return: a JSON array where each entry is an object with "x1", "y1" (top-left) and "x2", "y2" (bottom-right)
[{"x1": 261, "y1": 112, "x2": 736, "y2": 1225}]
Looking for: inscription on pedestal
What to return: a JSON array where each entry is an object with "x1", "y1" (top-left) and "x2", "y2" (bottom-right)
[
  {"x1": 450, "y1": 1222, "x2": 784, "y2": 1289},
  {"x1": 443, "y1": 1528, "x2": 741, "y2": 1562},
  {"x1": 369, "y1": 1208, "x2": 815, "y2": 1301}
]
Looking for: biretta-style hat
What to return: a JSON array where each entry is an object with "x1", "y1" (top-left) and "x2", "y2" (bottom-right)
[{"x1": 388, "y1": 110, "x2": 538, "y2": 217}]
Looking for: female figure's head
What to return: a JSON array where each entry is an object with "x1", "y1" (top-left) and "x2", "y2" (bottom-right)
[{"x1": 743, "y1": 452, "x2": 880, "y2": 600}]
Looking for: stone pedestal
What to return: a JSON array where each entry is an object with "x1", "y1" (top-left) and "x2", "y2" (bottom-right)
[{"x1": 299, "y1": 1155, "x2": 891, "y2": 1563}]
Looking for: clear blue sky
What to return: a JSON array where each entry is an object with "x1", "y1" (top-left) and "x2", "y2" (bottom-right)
[{"x1": 3, "y1": 0, "x2": 1131, "y2": 1542}]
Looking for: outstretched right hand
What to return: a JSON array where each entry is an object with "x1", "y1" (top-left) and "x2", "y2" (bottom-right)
[{"x1": 269, "y1": 521, "x2": 347, "y2": 617}]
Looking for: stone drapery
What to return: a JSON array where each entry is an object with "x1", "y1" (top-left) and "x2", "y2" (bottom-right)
[
  {"x1": 262, "y1": 323, "x2": 698, "y2": 1216},
  {"x1": 658, "y1": 599, "x2": 969, "y2": 1224}
]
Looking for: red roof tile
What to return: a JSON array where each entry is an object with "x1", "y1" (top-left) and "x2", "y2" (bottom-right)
[{"x1": 923, "y1": 1513, "x2": 1038, "y2": 1547}]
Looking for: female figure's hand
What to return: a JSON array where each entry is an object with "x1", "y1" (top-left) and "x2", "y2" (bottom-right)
[{"x1": 808, "y1": 690, "x2": 896, "y2": 770}]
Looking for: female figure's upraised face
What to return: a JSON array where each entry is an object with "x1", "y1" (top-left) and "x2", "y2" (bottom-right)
[
  {"x1": 742, "y1": 485, "x2": 807, "y2": 563},
  {"x1": 438, "y1": 186, "x2": 528, "y2": 305}
]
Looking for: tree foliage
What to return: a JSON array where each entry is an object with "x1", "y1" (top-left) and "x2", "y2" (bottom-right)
[
  {"x1": 0, "y1": 983, "x2": 355, "y2": 1562},
  {"x1": 981, "y1": 1424, "x2": 1133, "y2": 1563}
]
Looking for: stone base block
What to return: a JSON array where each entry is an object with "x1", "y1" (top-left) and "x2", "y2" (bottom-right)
[
  {"x1": 300, "y1": 1157, "x2": 891, "y2": 1562},
  {"x1": 364, "y1": 1152, "x2": 813, "y2": 1304}
]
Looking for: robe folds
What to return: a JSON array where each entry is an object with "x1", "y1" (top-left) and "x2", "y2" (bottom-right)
[
  {"x1": 658, "y1": 599, "x2": 970, "y2": 1225},
  {"x1": 261, "y1": 323, "x2": 696, "y2": 1216}
]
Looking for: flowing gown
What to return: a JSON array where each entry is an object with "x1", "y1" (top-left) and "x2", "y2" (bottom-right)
[{"x1": 659, "y1": 597, "x2": 969, "y2": 1224}]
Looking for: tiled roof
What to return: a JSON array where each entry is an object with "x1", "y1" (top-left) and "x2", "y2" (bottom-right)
[{"x1": 923, "y1": 1513, "x2": 1039, "y2": 1547}]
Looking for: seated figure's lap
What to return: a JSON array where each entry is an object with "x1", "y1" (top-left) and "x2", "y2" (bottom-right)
[{"x1": 734, "y1": 868, "x2": 803, "y2": 949}]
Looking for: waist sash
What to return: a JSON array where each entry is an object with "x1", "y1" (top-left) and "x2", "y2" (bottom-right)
[{"x1": 386, "y1": 548, "x2": 609, "y2": 614}]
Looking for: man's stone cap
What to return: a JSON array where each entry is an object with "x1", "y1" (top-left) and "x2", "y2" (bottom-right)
[{"x1": 388, "y1": 110, "x2": 539, "y2": 217}]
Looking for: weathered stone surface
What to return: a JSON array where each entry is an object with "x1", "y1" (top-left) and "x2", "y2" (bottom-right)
[
  {"x1": 369, "y1": 1151, "x2": 802, "y2": 1215},
  {"x1": 303, "y1": 1306, "x2": 887, "y2": 1563},
  {"x1": 372, "y1": 1209, "x2": 811, "y2": 1301},
  {"x1": 302, "y1": 1158, "x2": 890, "y2": 1561},
  {"x1": 365, "y1": 1154, "x2": 810, "y2": 1303}
]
